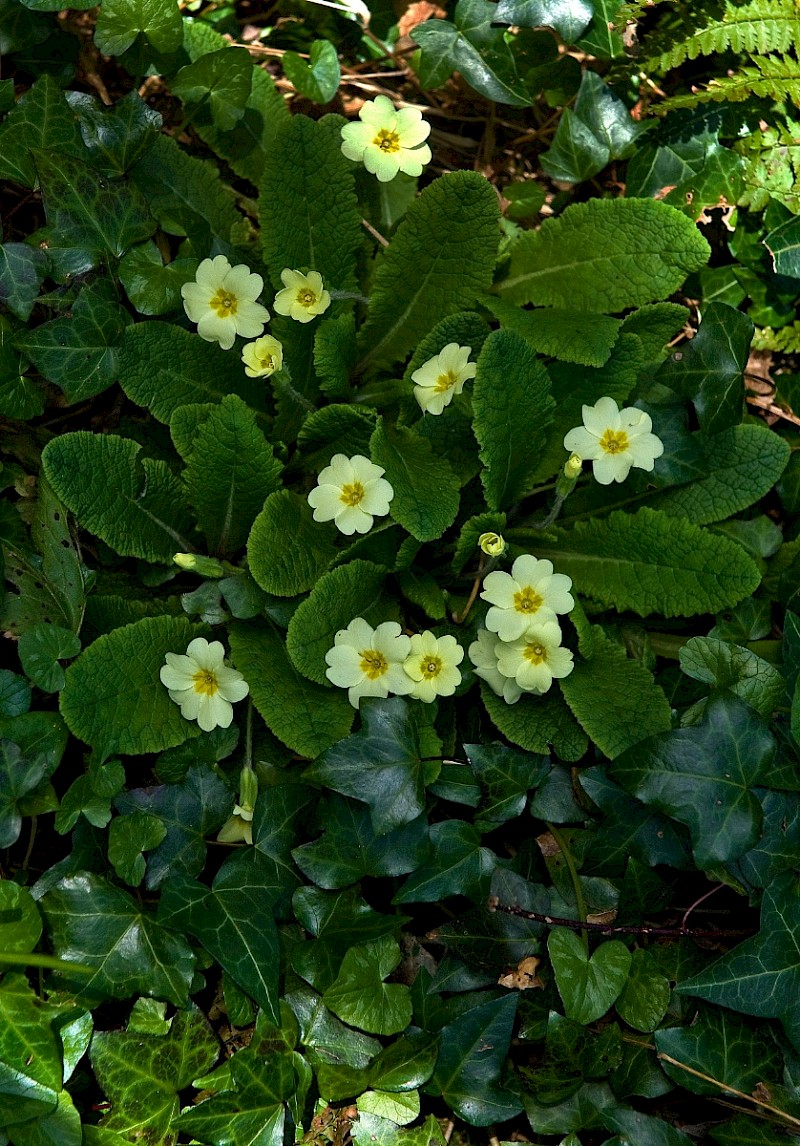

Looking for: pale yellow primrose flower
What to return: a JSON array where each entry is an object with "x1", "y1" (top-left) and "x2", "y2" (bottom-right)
[
  {"x1": 326, "y1": 618, "x2": 414, "y2": 708},
  {"x1": 495, "y1": 621, "x2": 574, "y2": 696},
  {"x1": 403, "y1": 631, "x2": 464, "y2": 703},
  {"x1": 481, "y1": 554, "x2": 574, "y2": 643},
  {"x1": 181, "y1": 255, "x2": 270, "y2": 350},
  {"x1": 273, "y1": 269, "x2": 331, "y2": 324},
  {"x1": 160, "y1": 637, "x2": 249, "y2": 732},
  {"x1": 340, "y1": 95, "x2": 431, "y2": 182},
  {"x1": 217, "y1": 803, "x2": 254, "y2": 845},
  {"x1": 241, "y1": 334, "x2": 283, "y2": 378},
  {"x1": 479, "y1": 531, "x2": 506, "y2": 557},
  {"x1": 468, "y1": 628, "x2": 522, "y2": 705},
  {"x1": 563, "y1": 396, "x2": 664, "y2": 485},
  {"x1": 307, "y1": 453, "x2": 393, "y2": 535},
  {"x1": 411, "y1": 343, "x2": 476, "y2": 416}
]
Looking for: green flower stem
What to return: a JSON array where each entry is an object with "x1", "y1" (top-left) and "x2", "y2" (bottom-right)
[
  {"x1": 647, "y1": 633, "x2": 690, "y2": 659},
  {"x1": 0, "y1": 952, "x2": 92, "y2": 973},
  {"x1": 546, "y1": 822, "x2": 588, "y2": 953}
]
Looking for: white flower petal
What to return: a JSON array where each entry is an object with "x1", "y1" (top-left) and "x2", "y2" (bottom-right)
[{"x1": 584, "y1": 396, "x2": 621, "y2": 435}]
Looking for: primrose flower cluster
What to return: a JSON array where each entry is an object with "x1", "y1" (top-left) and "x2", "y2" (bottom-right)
[
  {"x1": 180, "y1": 255, "x2": 330, "y2": 372},
  {"x1": 326, "y1": 619, "x2": 464, "y2": 708},
  {"x1": 469, "y1": 554, "x2": 575, "y2": 704}
]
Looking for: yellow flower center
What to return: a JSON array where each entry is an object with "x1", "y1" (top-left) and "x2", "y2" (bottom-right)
[
  {"x1": 599, "y1": 428, "x2": 629, "y2": 455},
  {"x1": 359, "y1": 649, "x2": 388, "y2": 680},
  {"x1": 297, "y1": 288, "x2": 317, "y2": 308},
  {"x1": 420, "y1": 656, "x2": 442, "y2": 679},
  {"x1": 210, "y1": 289, "x2": 238, "y2": 317},
  {"x1": 523, "y1": 642, "x2": 547, "y2": 666},
  {"x1": 260, "y1": 353, "x2": 275, "y2": 371},
  {"x1": 192, "y1": 668, "x2": 219, "y2": 696},
  {"x1": 340, "y1": 481, "x2": 365, "y2": 507},
  {"x1": 373, "y1": 128, "x2": 401, "y2": 153},
  {"x1": 514, "y1": 586, "x2": 544, "y2": 615},
  {"x1": 434, "y1": 370, "x2": 459, "y2": 394}
]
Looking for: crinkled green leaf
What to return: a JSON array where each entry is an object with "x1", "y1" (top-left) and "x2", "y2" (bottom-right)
[
  {"x1": 248, "y1": 490, "x2": 338, "y2": 597},
  {"x1": 324, "y1": 935, "x2": 412, "y2": 1035},
  {"x1": 94, "y1": 0, "x2": 183, "y2": 55},
  {"x1": 651, "y1": 423, "x2": 790, "y2": 525},
  {"x1": 41, "y1": 872, "x2": 195, "y2": 1005},
  {"x1": 315, "y1": 312, "x2": 357, "y2": 400},
  {"x1": 677, "y1": 872, "x2": 800, "y2": 1052},
  {"x1": 533, "y1": 508, "x2": 761, "y2": 617},
  {"x1": 119, "y1": 322, "x2": 268, "y2": 424},
  {"x1": 0, "y1": 243, "x2": 47, "y2": 320},
  {"x1": 59, "y1": 615, "x2": 206, "y2": 757},
  {"x1": 261, "y1": 114, "x2": 361, "y2": 293},
  {"x1": 483, "y1": 294, "x2": 621, "y2": 367},
  {"x1": 473, "y1": 329, "x2": 554, "y2": 510},
  {"x1": 370, "y1": 419, "x2": 460, "y2": 542},
  {"x1": 609, "y1": 694, "x2": 775, "y2": 867},
  {"x1": 33, "y1": 149, "x2": 155, "y2": 260},
  {"x1": 496, "y1": 198, "x2": 710, "y2": 311},
  {"x1": 549, "y1": 929, "x2": 631, "y2": 1025},
  {"x1": 286, "y1": 559, "x2": 387, "y2": 683},
  {"x1": 90, "y1": 1006, "x2": 218, "y2": 1143},
  {"x1": 430, "y1": 995, "x2": 522, "y2": 1126},
  {"x1": 481, "y1": 684, "x2": 589, "y2": 762},
  {"x1": 0, "y1": 75, "x2": 84, "y2": 188},
  {"x1": 230, "y1": 622, "x2": 354, "y2": 758},
  {"x1": 560, "y1": 629, "x2": 671, "y2": 759},
  {"x1": 298, "y1": 405, "x2": 377, "y2": 470},
  {"x1": 357, "y1": 171, "x2": 499, "y2": 373},
  {"x1": 16, "y1": 282, "x2": 129, "y2": 403},
  {"x1": 183, "y1": 394, "x2": 283, "y2": 556},
  {"x1": 679, "y1": 636, "x2": 785, "y2": 719}
]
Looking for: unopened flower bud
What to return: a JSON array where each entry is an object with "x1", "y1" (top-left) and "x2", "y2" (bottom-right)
[
  {"x1": 238, "y1": 766, "x2": 258, "y2": 815},
  {"x1": 479, "y1": 531, "x2": 506, "y2": 557},
  {"x1": 173, "y1": 553, "x2": 226, "y2": 578},
  {"x1": 563, "y1": 453, "x2": 583, "y2": 480}
]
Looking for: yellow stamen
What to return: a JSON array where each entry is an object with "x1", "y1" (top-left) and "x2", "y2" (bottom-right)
[
  {"x1": 373, "y1": 128, "x2": 401, "y2": 153},
  {"x1": 359, "y1": 649, "x2": 388, "y2": 680},
  {"x1": 210, "y1": 289, "x2": 238, "y2": 317},
  {"x1": 297, "y1": 289, "x2": 317, "y2": 308},
  {"x1": 523, "y1": 642, "x2": 547, "y2": 666},
  {"x1": 192, "y1": 668, "x2": 219, "y2": 696},
  {"x1": 433, "y1": 370, "x2": 459, "y2": 394},
  {"x1": 340, "y1": 481, "x2": 365, "y2": 507},
  {"x1": 599, "y1": 428, "x2": 629, "y2": 455},
  {"x1": 421, "y1": 656, "x2": 442, "y2": 679},
  {"x1": 514, "y1": 586, "x2": 544, "y2": 615}
]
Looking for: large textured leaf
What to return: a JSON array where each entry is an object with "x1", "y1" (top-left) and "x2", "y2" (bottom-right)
[
  {"x1": 90, "y1": 1007, "x2": 218, "y2": 1143},
  {"x1": 481, "y1": 685, "x2": 588, "y2": 761},
  {"x1": 483, "y1": 295, "x2": 621, "y2": 367},
  {"x1": 495, "y1": 198, "x2": 710, "y2": 311},
  {"x1": 286, "y1": 561, "x2": 387, "y2": 685},
  {"x1": 248, "y1": 490, "x2": 337, "y2": 597},
  {"x1": 679, "y1": 636, "x2": 785, "y2": 719},
  {"x1": 33, "y1": 149, "x2": 155, "y2": 259},
  {"x1": 118, "y1": 322, "x2": 268, "y2": 425},
  {"x1": 308, "y1": 698, "x2": 425, "y2": 836},
  {"x1": 560, "y1": 629, "x2": 672, "y2": 759},
  {"x1": 357, "y1": 171, "x2": 499, "y2": 373},
  {"x1": 41, "y1": 872, "x2": 195, "y2": 1005},
  {"x1": 430, "y1": 995, "x2": 522, "y2": 1126},
  {"x1": 60, "y1": 616, "x2": 206, "y2": 757},
  {"x1": 42, "y1": 432, "x2": 194, "y2": 563},
  {"x1": 0, "y1": 242, "x2": 48, "y2": 320},
  {"x1": 472, "y1": 329, "x2": 554, "y2": 510},
  {"x1": 260, "y1": 114, "x2": 362, "y2": 292},
  {"x1": 175, "y1": 1047, "x2": 293, "y2": 1146},
  {"x1": 609, "y1": 694, "x2": 776, "y2": 867},
  {"x1": 0, "y1": 973, "x2": 64, "y2": 1126},
  {"x1": 655, "y1": 1006, "x2": 782, "y2": 1098},
  {"x1": 677, "y1": 872, "x2": 800, "y2": 1052},
  {"x1": 0, "y1": 75, "x2": 84, "y2": 188},
  {"x1": 651, "y1": 424, "x2": 790, "y2": 525},
  {"x1": 370, "y1": 420, "x2": 461, "y2": 542},
  {"x1": 533, "y1": 508, "x2": 761, "y2": 617},
  {"x1": 324, "y1": 935, "x2": 412, "y2": 1035},
  {"x1": 229, "y1": 622, "x2": 354, "y2": 758},
  {"x1": 183, "y1": 394, "x2": 283, "y2": 555},
  {"x1": 159, "y1": 874, "x2": 280, "y2": 1021}
]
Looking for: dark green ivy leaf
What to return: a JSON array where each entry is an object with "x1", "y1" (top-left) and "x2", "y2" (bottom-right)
[
  {"x1": 67, "y1": 89, "x2": 162, "y2": 174},
  {"x1": 172, "y1": 47, "x2": 253, "y2": 133},
  {"x1": 0, "y1": 242, "x2": 48, "y2": 320},
  {"x1": 493, "y1": 0, "x2": 593, "y2": 41}
]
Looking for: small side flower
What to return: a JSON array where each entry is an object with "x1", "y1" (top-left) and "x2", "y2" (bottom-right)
[
  {"x1": 273, "y1": 269, "x2": 331, "y2": 324},
  {"x1": 241, "y1": 334, "x2": 283, "y2": 378},
  {"x1": 160, "y1": 637, "x2": 249, "y2": 732},
  {"x1": 341, "y1": 95, "x2": 431, "y2": 182},
  {"x1": 495, "y1": 621, "x2": 574, "y2": 695},
  {"x1": 468, "y1": 628, "x2": 522, "y2": 704},
  {"x1": 411, "y1": 343, "x2": 476, "y2": 415},
  {"x1": 326, "y1": 618, "x2": 413, "y2": 708},
  {"x1": 181, "y1": 255, "x2": 269, "y2": 350},
  {"x1": 563, "y1": 396, "x2": 664, "y2": 485},
  {"x1": 403, "y1": 631, "x2": 464, "y2": 703},
  {"x1": 307, "y1": 453, "x2": 394, "y2": 535}
]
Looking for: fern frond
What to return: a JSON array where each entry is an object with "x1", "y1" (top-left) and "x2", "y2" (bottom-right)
[
  {"x1": 644, "y1": 0, "x2": 800, "y2": 71},
  {"x1": 654, "y1": 55, "x2": 800, "y2": 110},
  {"x1": 736, "y1": 120, "x2": 800, "y2": 213},
  {"x1": 752, "y1": 321, "x2": 800, "y2": 352}
]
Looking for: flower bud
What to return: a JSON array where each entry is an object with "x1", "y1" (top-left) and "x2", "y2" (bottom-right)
[
  {"x1": 173, "y1": 553, "x2": 226, "y2": 578},
  {"x1": 478, "y1": 531, "x2": 506, "y2": 557},
  {"x1": 238, "y1": 766, "x2": 259, "y2": 815},
  {"x1": 563, "y1": 453, "x2": 583, "y2": 480}
]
